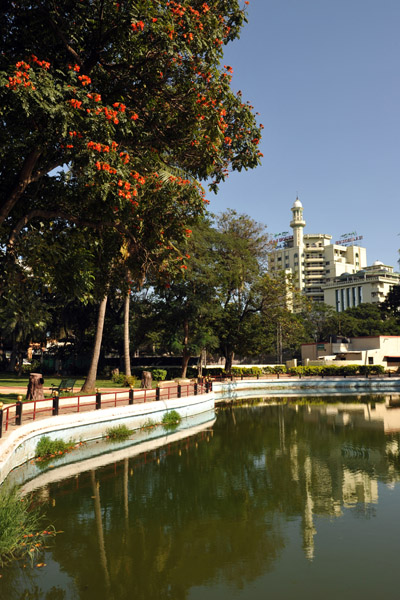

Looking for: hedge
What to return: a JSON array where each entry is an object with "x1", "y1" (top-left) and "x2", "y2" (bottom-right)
[{"x1": 287, "y1": 364, "x2": 385, "y2": 376}]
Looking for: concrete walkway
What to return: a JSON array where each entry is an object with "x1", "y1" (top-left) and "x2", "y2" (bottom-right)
[
  {"x1": 0, "y1": 385, "x2": 125, "y2": 395},
  {"x1": 0, "y1": 387, "x2": 138, "y2": 445}
]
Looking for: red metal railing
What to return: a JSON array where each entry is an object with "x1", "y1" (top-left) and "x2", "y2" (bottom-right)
[{"x1": 0, "y1": 382, "x2": 209, "y2": 438}]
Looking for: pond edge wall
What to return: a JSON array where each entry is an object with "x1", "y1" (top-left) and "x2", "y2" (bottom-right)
[{"x1": 0, "y1": 394, "x2": 215, "y2": 485}]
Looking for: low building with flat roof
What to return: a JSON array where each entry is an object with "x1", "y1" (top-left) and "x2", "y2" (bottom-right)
[
  {"x1": 301, "y1": 335, "x2": 400, "y2": 369},
  {"x1": 322, "y1": 261, "x2": 400, "y2": 311}
]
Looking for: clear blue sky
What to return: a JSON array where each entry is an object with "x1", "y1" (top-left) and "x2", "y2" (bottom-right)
[{"x1": 211, "y1": 0, "x2": 400, "y2": 268}]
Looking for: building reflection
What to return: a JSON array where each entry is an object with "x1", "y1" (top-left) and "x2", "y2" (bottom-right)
[
  {"x1": 10, "y1": 395, "x2": 400, "y2": 600},
  {"x1": 278, "y1": 397, "x2": 400, "y2": 560}
]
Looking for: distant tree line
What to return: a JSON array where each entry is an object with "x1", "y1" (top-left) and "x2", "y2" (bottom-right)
[{"x1": 2, "y1": 208, "x2": 400, "y2": 380}]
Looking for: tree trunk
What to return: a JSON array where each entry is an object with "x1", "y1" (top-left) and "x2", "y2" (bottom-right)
[
  {"x1": 26, "y1": 372, "x2": 45, "y2": 400},
  {"x1": 224, "y1": 350, "x2": 234, "y2": 373},
  {"x1": 181, "y1": 349, "x2": 190, "y2": 379},
  {"x1": 91, "y1": 470, "x2": 111, "y2": 590},
  {"x1": 0, "y1": 148, "x2": 42, "y2": 225},
  {"x1": 81, "y1": 295, "x2": 108, "y2": 393},
  {"x1": 123, "y1": 291, "x2": 131, "y2": 377},
  {"x1": 181, "y1": 319, "x2": 190, "y2": 378},
  {"x1": 141, "y1": 371, "x2": 152, "y2": 389},
  {"x1": 7, "y1": 333, "x2": 18, "y2": 373}
]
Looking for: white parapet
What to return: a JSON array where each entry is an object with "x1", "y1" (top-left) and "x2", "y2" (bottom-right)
[{"x1": 0, "y1": 393, "x2": 215, "y2": 485}]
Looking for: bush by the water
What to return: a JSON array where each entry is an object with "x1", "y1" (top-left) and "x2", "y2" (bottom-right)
[
  {"x1": 162, "y1": 410, "x2": 182, "y2": 427},
  {"x1": 288, "y1": 364, "x2": 385, "y2": 376},
  {"x1": 0, "y1": 485, "x2": 55, "y2": 567},
  {"x1": 35, "y1": 436, "x2": 74, "y2": 459},
  {"x1": 204, "y1": 365, "x2": 287, "y2": 377},
  {"x1": 106, "y1": 424, "x2": 132, "y2": 441},
  {"x1": 231, "y1": 366, "x2": 263, "y2": 377}
]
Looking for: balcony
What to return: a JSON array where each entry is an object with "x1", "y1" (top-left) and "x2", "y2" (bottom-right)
[
  {"x1": 304, "y1": 256, "x2": 323, "y2": 262},
  {"x1": 304, "y1": 265, "x2": 324, "y2": 270}
]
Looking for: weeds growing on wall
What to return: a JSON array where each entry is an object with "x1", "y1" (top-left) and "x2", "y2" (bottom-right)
[
  {"x1": 106, "y1": 424, "x2": 132, "y2": 441},
  {"x1": 35, "y1": 436, "x2": 76, "y2": 460},
  {"x1": 162, "y1": 410, "x2": 182, "y2": 428}
]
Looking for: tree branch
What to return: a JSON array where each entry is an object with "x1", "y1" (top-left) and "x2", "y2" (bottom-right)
[
  {"x1": 8, "y1": 210, "x2": 105, "y2": 248},
  {"x1": 45, "y1": 13, "x2": 83, "y2": 66},
  {"x1": 0, "y1": 148, "x2": 42, "y2": 226}
]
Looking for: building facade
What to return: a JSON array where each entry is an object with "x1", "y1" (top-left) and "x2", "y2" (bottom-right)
[
  {"x1": 322, "y1": 261, "x2": 400, "y2": 311},
  {"x1": 301, "y1": 335, "x2": 400, "y2": 369},
  {"x1": 268, "y1": 199, "x2": 367, "y2": 303}
]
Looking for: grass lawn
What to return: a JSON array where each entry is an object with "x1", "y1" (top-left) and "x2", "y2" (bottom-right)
[
  {"x1": 0, "y1": 392, "x2": 21, "y2": 405},
  {"x1": 0, "y1": 373, "x2": 139, "y2": 404}
]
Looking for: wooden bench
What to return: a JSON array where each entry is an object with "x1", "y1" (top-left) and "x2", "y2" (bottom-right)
[{"x1": 50, "y1": 378, "x2": 77, "y2": 396}]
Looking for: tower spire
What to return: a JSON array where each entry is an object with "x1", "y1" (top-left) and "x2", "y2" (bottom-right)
[{"x1": 290, "y1": 197, "x2": 306, "y2": 247}]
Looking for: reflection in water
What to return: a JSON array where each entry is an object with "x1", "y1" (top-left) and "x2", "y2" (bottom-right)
[{"x1": 3, "y1": 395, "x2": 400, "y2": 599}]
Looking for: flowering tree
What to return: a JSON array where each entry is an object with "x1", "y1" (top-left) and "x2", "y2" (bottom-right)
[
  {"x1": 1, "y1": 0, "x2": 262, "y2": 234},
  {"x1": 0, "y1": 0, "x2": 263, "y2": 386}
]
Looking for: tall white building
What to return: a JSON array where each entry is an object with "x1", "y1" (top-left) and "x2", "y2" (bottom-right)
[{"x1": 268, "y1": 199, "x2": 367, "y2": 303}]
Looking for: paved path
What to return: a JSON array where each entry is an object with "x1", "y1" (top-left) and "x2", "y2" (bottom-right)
[
  {"x1": 0, "y1": 387, "x2": 136, "y2": 443},
  {"x1": 0, "y1": 385, "x2": 128, "y2": 396}
]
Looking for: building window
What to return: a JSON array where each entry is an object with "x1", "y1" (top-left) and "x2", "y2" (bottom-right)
[
  {"x1": 341, "y1": 288, "x2": 345, "y2": 310},
  {"x1": 352, "y1": 287, "x2": 356, "y2": 306},
  {"x1": 358, "y1": 286, "x2": 363, "y2": 303},
  {"x1": 336, "y1": 290, "x2": 340, "y2": 312},
  {"x1": 368, "y1": 357, "x2": 374, "y2": 365}
]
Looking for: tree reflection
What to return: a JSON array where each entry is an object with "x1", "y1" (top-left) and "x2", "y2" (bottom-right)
[{"x1": 11, "y1": 397, "x2": 400, "y2": 600}]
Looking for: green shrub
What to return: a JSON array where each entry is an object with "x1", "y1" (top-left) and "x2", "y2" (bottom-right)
[
  {"x1": 203, "y1": 367, "x2": 225, "y2": 376},
  {"x1": 35, "y1": 436, "x2": 74, "y2": 459},
  {"x1": 359, "y1": 364, "x2": 385, "y2": 375},
  {"x1": 288, "y1": 364, "x2": 385, "y2": 377},
  {"x1": 151, "y1": 369, "x2": 167, "y2": 381},
  {"x1": 340, "y1": 364, "x2": 360, "y2": 376},
  {"x1": 20, "y1": 360, "x2": 41, "y2": 374},
  {"x1": 321, "y1": 365, "x2": 341, "y2": 376},
  {"x1": 162, "y1": 410, "x2": 182, "y2": 427},
  {"x1": 0, "y1": 485, "x2": 56, "y2": 566},
  {"x1": 141, "y1": 418, "x2": 157, "y2": 429},
  {"x1": 125, "y1": 375, "x2": 138, "y2": 387},
  {"x1": 231, "y1": 367, "x2": 243, "y2": 376},
  {"x1": 111, "y1": 372, "x2": 126, "y2": 385},
  {"x1": 106, "y1": 424, "x2": 131, "y2": 441},
  {"x1": 231, "y1": 366, "x2": 264, "y2": 377}
]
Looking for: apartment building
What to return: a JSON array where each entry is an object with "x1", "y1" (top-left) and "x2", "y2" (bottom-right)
[{"x1": 268, "y1": 198, "x2": 367, "y2": 302}]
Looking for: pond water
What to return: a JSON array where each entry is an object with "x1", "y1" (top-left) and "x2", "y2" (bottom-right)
[{"x1": 3, "y1": 394, "x2": 400, "y2": 600}]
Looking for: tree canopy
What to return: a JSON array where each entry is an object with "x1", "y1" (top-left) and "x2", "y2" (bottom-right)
[{"x1": 1, "y1": 0, "x2": 263, "y2": 253}]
